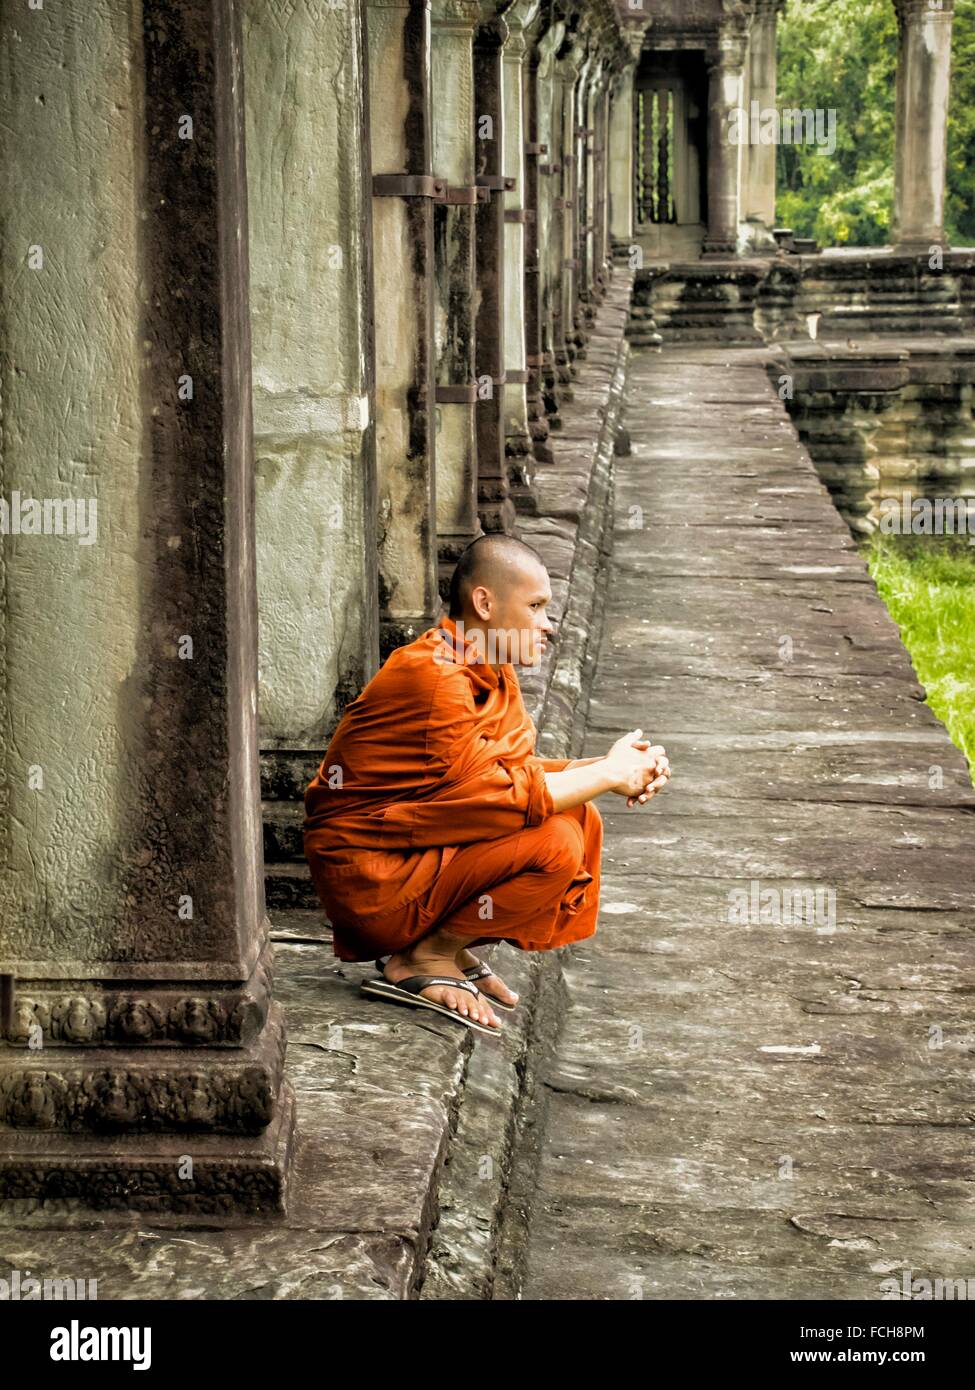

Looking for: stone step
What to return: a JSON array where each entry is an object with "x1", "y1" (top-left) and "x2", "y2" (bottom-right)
[
  {"x1": 268, "y1": 908, "x2": 331, "y2": 944},
  {"x1": 263, "y1": 799, "x2": 304, "y2": 861},
  {"x1": 260, "y1": 748, "x2": 322, "y2": 800},
  {"x1": 265, "y1": 860, "x2": 318, "y2": 910}
]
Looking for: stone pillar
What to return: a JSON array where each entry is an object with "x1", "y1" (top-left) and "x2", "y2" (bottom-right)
[
  {"x1": 0, "y1": 0, "x2": 292, "y2": 1213},
  {"x1": 368, "y1": 0, "x2": 442, "y2": 652},
  {"x1": 703, "y1": 25, "x2": 748, "y2": 257},
  {"x1": 536, "y1": 18, "x2": 566, "y2": 422},
  {"x1": 431, "y1": 0, "x2": 483, "y2": 574},
  {"x1": 609, "y1": 67, "x2": 636, "y2": 257},
  {"x1": 892, "y1": 0, "x2": 955, "y2": 253},
  {"x1": 524, "y1": 24, "x2": 555, "y2": 463},
  {"x1": 548, "y1": 34, "x2": 575, "y2": 404},
  {"x1": 592, "y1": 71, "x2": 612, "y2": 298},
  {"x1": 244, "y1": 0, "x2": 379, "y2": 757},
  {"x1": 501, "y1": 8, "x2": 537, "y2": 512},
  {"x1": 741, "y1": 0, "x2": 784, "y2": 254},
  {"x1": 559, "y1": 37, "x2": 586, "y2": 368},
  {"x1": 474, "y1": 12, "x2": 515, "y2": 534},
  {"x1": 578, "y1": 61, "x2": 598, "y2": 322},
  {"x1": 572, "y1": 52, "x2": 597, "y2": 350}
]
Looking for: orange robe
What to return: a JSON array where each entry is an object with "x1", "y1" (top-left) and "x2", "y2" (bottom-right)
[{"x1": 303, "y1": 613, "x2": 603, "y2": 962}]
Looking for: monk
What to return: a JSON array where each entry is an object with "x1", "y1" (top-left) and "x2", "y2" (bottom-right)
[{"x1": 303, "y1": 534, "x2": 671, "y2": 1036}]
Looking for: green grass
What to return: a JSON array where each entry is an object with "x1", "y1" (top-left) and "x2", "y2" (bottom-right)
[{"x1": 864, "y1": 535, "x2": 975, "y2": 784}]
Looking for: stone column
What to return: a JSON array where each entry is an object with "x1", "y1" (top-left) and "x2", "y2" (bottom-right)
[
  {"x1": 741, "y1": 0, "x2": 784, "y2": 253},
  {"x1": 892, "y1": 0, "x2": 955, "y2": 253},
  {"x1": 578, "y1": 60, "x2": 598, "y2": 321},
  {"x1": 609, "y1": 67, "x2": 636, "y2": 257},
  {"x1": 536, "y1": 18, "x2": 566, "y2": 422},
  {"x1": 559, "y1": 36, "x2": 586, "y2": 369},
  {"x1": 548, "y1": 33, "x2": 575, "y2": 403},
  {"x1": 368, "y1": 0, "x2": 442, "y2": 652},
  {"x1": 703, "y1": 24, "x2": 748, "y2": 257},
  {"x1": 572, "y1": 51, "x2": 596, "y2": 351},
  {"x1": 474, "y1": 11, "x2": 515, "y2": 534},
  {"x1": 524, "y1": 22, "x2": 555, "y2": 463},
  {"x1": 244, "y1": 0, "x2": 379, "y2": 759},
  {"x1": 501, "y1": 6, "x2": 538, "y2": 512},
  {"x1": 0, "y1": 0, "x2": 292, "y2": 1213},
  {"x1": 431, "y1": 0, "x2": 483, "y2": 573},
  {"x1": 592, "y1": 70, "x2": 612, "y2": 298}
]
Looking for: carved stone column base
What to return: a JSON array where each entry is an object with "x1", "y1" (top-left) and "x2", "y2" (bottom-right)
[
  {"x1": 0, "y1": 1005, "x2": 288, "y2": 1134},
  {"x1": 701, "y1": 239, "x2": 738, "y2": 259},
  {"x1": 476, "y1": 487, "x2": 517, "y2": 536},
  {"x1": 0, "y1": 1086, "x2": 295, "y2": 1222},
  {"x1": 893, "y1": 239, "x2": 946, "y2": 256}
]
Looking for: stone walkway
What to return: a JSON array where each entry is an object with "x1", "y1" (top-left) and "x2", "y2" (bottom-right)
[{"x1": 508, "y1": 345, "x2": 975, "y2": 1300}]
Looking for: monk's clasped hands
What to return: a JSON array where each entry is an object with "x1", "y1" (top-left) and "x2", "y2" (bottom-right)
[{"x1": 605, "y1": 727, "x2": 672, "y2": 809}]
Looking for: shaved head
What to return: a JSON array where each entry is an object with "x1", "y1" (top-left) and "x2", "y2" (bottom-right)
[{"x1": 448, "y1": 534, "x2": 546, "y2": 618}]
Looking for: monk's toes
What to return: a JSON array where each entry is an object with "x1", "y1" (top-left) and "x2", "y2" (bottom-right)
[
  {"x1": 421, "y1": 985, "x2": 500, "y2": 1029},
  {"x1": 483, "y1": 980, "x2": 518, "y2": 1007}
]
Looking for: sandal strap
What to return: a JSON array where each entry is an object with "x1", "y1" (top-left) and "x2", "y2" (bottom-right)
[
  {"x1": 462, "y1": 962, "x2": 494, "y2": 982},
  {"x1": 389, "y1": 974, "x2": 480, "y2": 999}
]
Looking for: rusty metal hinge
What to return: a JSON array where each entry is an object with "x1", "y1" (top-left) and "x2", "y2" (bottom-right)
[
  {"x1": 524, "y1": 142, "x2": 548, "y2": 156},
  {"x1": 372, "y1": 173, "x2": 446, "y2": 199}
]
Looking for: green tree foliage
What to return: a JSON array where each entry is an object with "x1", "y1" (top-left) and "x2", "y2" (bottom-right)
[{"x1": 776, "y1": 0, "x2": 975, "y2": 247}]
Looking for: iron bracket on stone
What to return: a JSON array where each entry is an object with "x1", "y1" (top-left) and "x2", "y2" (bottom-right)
[
  {"x1": 538, "y1": 162, "x2": 562, "y2": 175},
  {"x1": 575, "y1": 125, "x2": 594, "y2": 139},
  {"x1": 525, "y1": 352, "x2": 553, "y2": 367},
  {"x1": 504, "y1": 208, "x2": 535, "y2": 223},
  {"x1": 580, "y1": 223, "x2": 594, "y2": 233},
  {"x1": 440, "y1": 184, "x2": 491, "y2": 205},
  {"x1": 372, "y1": 173, "x2": 447, "y2": 199},
  {"x1": 476, "y1": 174, "x2": 517, "y2": 192},
  {"x1": 555, "y1": 197, "x2": 573, "y2": 210},
  {"x1": 435, "y1": 384, "x2": 480, "y2": 403},
  {"x1": 562, "y1": 154, "x2": 576, "y2": 165},
  {"x1": 505, "y1": 369, "x2": 531, "y2": 384},
  {"x1": 525, "y1": 142, "x2": 548, "y2": 155}
]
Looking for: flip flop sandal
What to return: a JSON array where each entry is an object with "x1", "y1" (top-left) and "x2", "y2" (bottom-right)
[
  {"x1": 375, "y1": 955, "x2": 518, "y2": 1012},
  {"x1": 459, "y1": 959, "x2": 518, "y2": 1012},
  {"x1": 361, "y1": 973, "x2": 504, "y2": 1036}
]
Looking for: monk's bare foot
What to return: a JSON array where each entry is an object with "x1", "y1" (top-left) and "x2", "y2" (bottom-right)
[
  {"x1": 456, "y1": 947, "x2": 519, "y2": 1008},
  {"x1": 383, "y1": 948, "x2": 502, "y2": 1031}
]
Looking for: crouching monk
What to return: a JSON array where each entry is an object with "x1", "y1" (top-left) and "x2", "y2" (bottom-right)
[{"x1": 303, "y1": 535, "x2": 671, "y2": 1036}]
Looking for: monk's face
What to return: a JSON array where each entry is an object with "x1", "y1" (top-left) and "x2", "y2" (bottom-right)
[{"x1": 469, "y1": 562, "x2": 554, "y2": 667}]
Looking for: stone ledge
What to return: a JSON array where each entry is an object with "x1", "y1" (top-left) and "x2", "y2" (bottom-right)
[{"x1": 417, "y1": 273, "x2": 631, "y2": 1299}]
